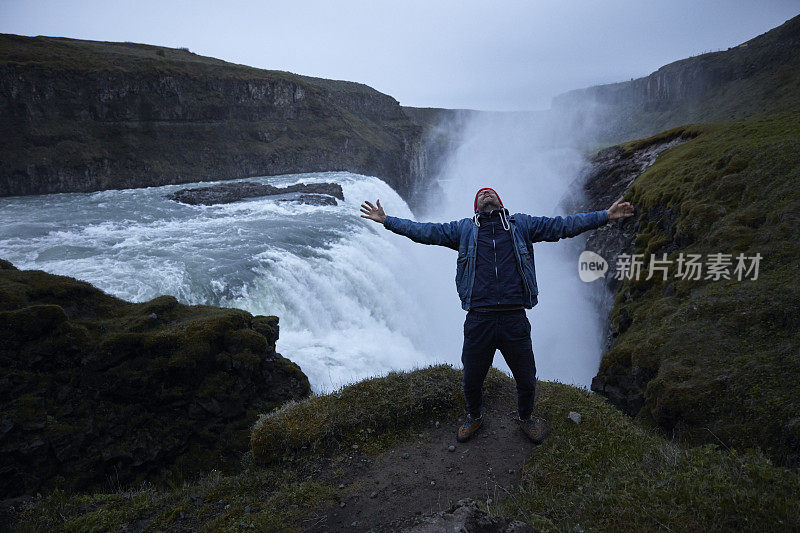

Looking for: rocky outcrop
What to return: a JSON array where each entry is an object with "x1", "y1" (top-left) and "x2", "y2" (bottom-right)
[
  {"x1": 166, "y1": 181, "x2": 344, "y2": 206},
  {"x1": 562, "y1": 128, "x2": 696, "y2": 415},
  {"x1": 568, "y1": 113, "x2": 800, "y2": 467},
  {"x1": 0, "y1": 34, "x2": 454, "y2": 209},
  {"x1": 0, "y1": 258, "x2": 311, "y2": 499}
]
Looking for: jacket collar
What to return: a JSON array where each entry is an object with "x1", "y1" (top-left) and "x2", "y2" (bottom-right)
[{"x1": 472, "y1": 208, "x2": 513, "y2": 229}]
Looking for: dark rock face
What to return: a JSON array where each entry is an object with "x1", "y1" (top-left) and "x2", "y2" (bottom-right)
[
  {"x1": 563, "y1": 134, "x2": 693, "y2": 416},
  {"x1": 0, "y1": 258, "x2": 311, "y2": 499},
  {"x1": 0, "y1": 35, "x2": 454, "y2": 209},
  {"x1": 166, "y1": 181, "x2": 344, "y2": 206},
  {"x1": 551, "y1": 14, "x2": 800, "y2": 144}
]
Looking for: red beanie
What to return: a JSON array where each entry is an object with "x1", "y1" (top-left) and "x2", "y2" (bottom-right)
[{"x1": 474, "y1": 187, "x2": 503, "y2": 212}]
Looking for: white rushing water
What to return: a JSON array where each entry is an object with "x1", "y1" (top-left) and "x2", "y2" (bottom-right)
[
  {"x1": 0, "y1": 172, "x2": 464, "y2": 392},
  {"x1": 1, "y1": 109, "x2": 608, "y2": 392}
]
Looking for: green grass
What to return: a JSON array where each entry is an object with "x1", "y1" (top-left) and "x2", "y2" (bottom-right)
[
  {"x1": 495, "y1": 380, "x2": 800, "y2": 532},
  {"x1": 14, "y1": 366, "x2": 800, "y2": 531},
  {"x1": 0, "y1": 33, "x2": 379, "y2": 93},
  {"x1": 595, "y1": 111, "x2": 800, "y2": 466},
  {"x1": 251, "y1": 363, "x2": 513, "y2": 463}
]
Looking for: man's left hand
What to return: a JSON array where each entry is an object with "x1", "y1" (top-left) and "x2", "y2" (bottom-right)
[{"x1": 606, "y1": 196, "x2": 635, "y2": 220}]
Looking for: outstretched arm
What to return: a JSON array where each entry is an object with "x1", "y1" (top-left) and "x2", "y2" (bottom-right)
[
  {"x1": 526, "y1": 196, "x2": 635, "y2": 242},
  {"x1": 360, "y1": 199, "x2": 460, "y2": 250}
]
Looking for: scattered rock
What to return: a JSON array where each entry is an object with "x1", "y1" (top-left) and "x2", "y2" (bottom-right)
[
  {"x1": 568, "y1": 411, "x2": 583, "y2": 424},
  {"x1": 400, "y1": 498, "x2": 534, "y2": 532},
  {"x1": 448, "y1": 445, "x2": 456, "y2": 452},
  {"x1": 402, "y1": 453, "x2": 410, "y2": 459}
]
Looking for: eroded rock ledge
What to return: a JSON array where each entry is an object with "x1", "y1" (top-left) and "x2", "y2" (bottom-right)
[
  {"x1": 166, "y1": 181, "x2": 344, "y2": 206},
  {"x1": 0, "y1": 258, "x2": 311, "y2": 499},
  {"x1": 564, "y1": 130, "x2": 695, "y2": 416}
]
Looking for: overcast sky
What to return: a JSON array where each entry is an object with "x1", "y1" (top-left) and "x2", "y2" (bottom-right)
[{"x1": 2, "y1": 1, "x2": 798, "y2": 111}]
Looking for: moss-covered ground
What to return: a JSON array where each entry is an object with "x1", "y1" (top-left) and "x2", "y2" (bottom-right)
[
  {"x1": 0, "y1": 258, "x2": 309, "y2": 499},
  {"x1": 13, "y1": 365, "x2": 799, "y2": 532},
  {"x1": 596, "y1": 111, "x2": 800, "y2": 466}
]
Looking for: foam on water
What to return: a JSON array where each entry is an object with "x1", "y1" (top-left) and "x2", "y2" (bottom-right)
[{"x1": 0, "y1": 172, "x2": 461, "y2": 392}]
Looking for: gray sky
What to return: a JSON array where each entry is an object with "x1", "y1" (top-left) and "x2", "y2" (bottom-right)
[{"x1": 2, "y1": 0, "x2": 798, "y2": 111}]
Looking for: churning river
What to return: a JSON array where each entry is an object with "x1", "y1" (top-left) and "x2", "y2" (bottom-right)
[{"x1": 1, "y1": 146, "x2": 607, "y2": 393}]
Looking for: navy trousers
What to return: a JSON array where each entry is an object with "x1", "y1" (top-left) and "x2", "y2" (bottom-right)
[{"x1": 461, "y1": 309, "x2": 537, "y2": 419}]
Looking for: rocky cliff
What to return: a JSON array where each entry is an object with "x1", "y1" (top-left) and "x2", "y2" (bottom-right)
[
  {"x1": 574, "y1": 113, "x2": 800, "y2": 467},
  {"x1": 552, "y1": 14, "x2": 800, "y2": 145},
  {"x1": 0, "y1": 258, "x2": 311, "y2": 499},
  {"x1": 0, "y1": 34, "x2": 460, "y2": 207}
]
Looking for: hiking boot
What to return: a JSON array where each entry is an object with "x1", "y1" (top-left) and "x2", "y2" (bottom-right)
[
  {"x1": 519, "y1": 416, "x2": 549, "y2": 444},
  {"x1": 456, "y1": 413, "x2": 483, "y2": 442}
]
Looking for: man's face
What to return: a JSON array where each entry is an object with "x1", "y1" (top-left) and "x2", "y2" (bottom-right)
[{"x1": 477, "y1": 189, "x2": 502, "y2": 213}]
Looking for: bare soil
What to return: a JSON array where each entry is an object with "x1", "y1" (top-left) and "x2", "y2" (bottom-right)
[{"x1": 305, "y1": 394, "x2": 543, "y2": 532}]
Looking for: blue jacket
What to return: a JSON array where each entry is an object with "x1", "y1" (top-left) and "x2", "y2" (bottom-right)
[{"x1": 383, "y1": 208, "x2": 610, "y2": 310}]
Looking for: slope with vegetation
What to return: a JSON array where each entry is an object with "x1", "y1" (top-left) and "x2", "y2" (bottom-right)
[
  {"x1": 11, "y1": 365, "x2": 799, "y2": 531},
  {"x1": 0, "y1": 258, "x2": 310, "y2": 500},
  {"x1": 588, "y1": 111, "x2": 800, "y2": 468}
]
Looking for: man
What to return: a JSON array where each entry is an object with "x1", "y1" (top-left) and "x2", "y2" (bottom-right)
[{"x1": 360, "y1": 188, "x2": 634, "y2": 444}]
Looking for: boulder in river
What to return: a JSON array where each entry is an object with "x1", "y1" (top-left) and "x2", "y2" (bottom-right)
[{"x1": 166, "y1": 181, "x2": 344, "y2": 206}]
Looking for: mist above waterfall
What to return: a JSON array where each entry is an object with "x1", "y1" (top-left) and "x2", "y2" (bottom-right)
[{"x1": 408, "y1": 105, "x2": 610, "y2": 387}]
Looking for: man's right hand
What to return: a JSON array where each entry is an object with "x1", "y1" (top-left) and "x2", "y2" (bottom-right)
[{"x1": 360, "y1": 199, "x2": 387, "y2": 224}]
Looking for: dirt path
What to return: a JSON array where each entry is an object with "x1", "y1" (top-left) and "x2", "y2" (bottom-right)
[{"x1": 306, "y1": 394, "x2": 540, "y2": 532}]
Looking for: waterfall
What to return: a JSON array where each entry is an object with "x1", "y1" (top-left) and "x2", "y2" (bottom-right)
[{"x1": 0, "y1": 172, "x2": 462, "y2": 392}]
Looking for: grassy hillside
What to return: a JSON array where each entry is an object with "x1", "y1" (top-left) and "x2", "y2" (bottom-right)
[
  {"x1": 594, "y1": 111, "x2": 800, "y2": 466},
  {"x1": 0, "y1": 33, "x2": 379, "y2": 94},
  {"x1": 12, "y1": 366, "x2": 799, "y2": 531}
]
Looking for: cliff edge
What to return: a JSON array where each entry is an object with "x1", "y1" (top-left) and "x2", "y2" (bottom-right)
[{"x1": 0, "y1": 34, "x2": 453, "y2": 205}]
